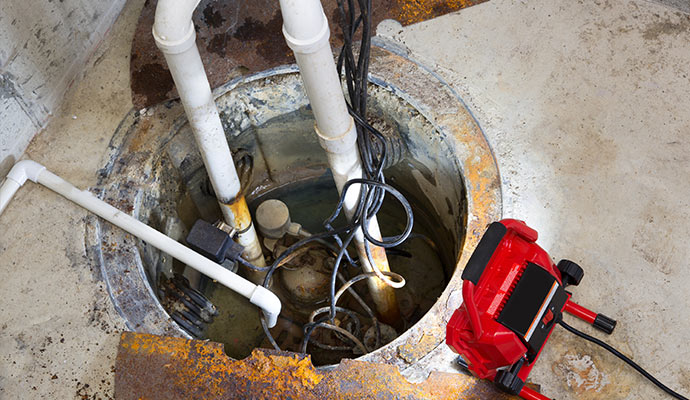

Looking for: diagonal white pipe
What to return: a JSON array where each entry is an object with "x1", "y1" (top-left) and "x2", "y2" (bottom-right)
[
  {"x1": 0, "y1": 160, "x2": 281, "y2": 328},
  {"x1": 153, "y1": 0, "x2": 266, "y2": 272}
]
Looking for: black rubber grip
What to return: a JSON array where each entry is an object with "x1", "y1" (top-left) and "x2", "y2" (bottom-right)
[
  {"x1": 593, "y1": 313, "x2": 617, "y2": 334},
  {"x1": 462, "y1": 222, "x2": 507, "y2": 284}
]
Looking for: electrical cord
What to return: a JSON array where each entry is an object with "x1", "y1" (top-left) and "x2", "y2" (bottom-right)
[
  {"x1": 363, "y1": 240, "x2": 406, "y2": 288},
  {"x1": 322, "y1": 179, "x2": 412, "y2": 319},
  {"x1": 260, "y1": 0, "x2": 416, "y2": 356},
  {"x1": 236, "y1": 255, "x2": 270, "y2": 272},
  {"x1": 325, "y1": 178, "x2": 413, "y2": 258},
  {"x1": 307, "y1": 306, "x2": 364, "y2": 352},
  {"x1": 309, "y1": 306, "x2": 362, "y2": 337},
  {"x1": 303, "y1": 321, "x2": 369, "y2": 354},
  {"x1": 336, "y1": 272, "x2": 381, "y2": 349},
  {"x1": 334, "y1": 271, "x2": 403, "y2": 305},
  {"x1": 300, "y1": 228, "x2": 359, "y2": 352},
  {"x1": 559, "y1": 320, "x2": 688, "y2": 400},
  {"x1": 260, "y1": 227, "x2": 359, "y2": 352}
]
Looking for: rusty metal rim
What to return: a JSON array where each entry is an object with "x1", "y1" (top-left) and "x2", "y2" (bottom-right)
[{"x1": 90, "y1": 44, "x2": 502, "y2": 369}]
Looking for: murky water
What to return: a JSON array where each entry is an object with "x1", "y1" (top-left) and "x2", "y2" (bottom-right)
[
  {"x1": 204, "y1": 174, "x2": 448, "y2": 363},
  {"x1": 200, "y1": 148, "x2": 451, "y2": 365},
  {"x1": 156, "y1": 99, "x2": 461, "y2": 365}
]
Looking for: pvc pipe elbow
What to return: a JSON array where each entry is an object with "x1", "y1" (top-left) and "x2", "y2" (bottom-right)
[
  {"x1": 1, "y1": 160, "x2": 45, "y2": 219},
  {"x1": 249, "y1": 286, "x2": 282, "y2": 328},
  {"x1": 152, "y1": 0, "x2": 201, "y2": 54},
  {"x1": 279, "y1": 0, "x2": 325, "y2": 39},
  {"x1": 7, "y1": 160, "x2": 46, "y2": 186}
]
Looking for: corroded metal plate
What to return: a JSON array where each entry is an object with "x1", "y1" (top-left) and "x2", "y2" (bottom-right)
[{"x1": 115, "y1": 332, "x2": 515, "y2": 399}]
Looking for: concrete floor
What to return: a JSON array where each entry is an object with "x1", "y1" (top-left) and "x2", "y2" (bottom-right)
[{"x1": 1, "y1": 0, "x2": 689, "y2": 398}]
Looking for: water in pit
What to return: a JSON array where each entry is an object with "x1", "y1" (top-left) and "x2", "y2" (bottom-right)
[
  {"x1": 160, "y1": 103, "x2": 461, "y2": 366},
  {"x1": 202, "y1": 175, "x2": 449, "y2": 365}
]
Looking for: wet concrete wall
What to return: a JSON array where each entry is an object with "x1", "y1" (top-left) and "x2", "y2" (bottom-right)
[{"x1": 0, "y1": 0, "x2": 126, "y2": 176}]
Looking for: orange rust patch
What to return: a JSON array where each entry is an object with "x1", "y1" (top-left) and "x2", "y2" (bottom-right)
[
  {"x1": 223, "y1": 196, "x2": 252, "y2": 231},
  {"x1": 394, "y1": 0, "x2": 481, "y2": 26},
  {"x1": 439, "y1": 113, "x2": 501, "y2": 245},
  {"x1": 116, "y1": 332, "x2": 515, "y2": 399},
  {"x1": 127, "y1": 117, "x2": 153, "y2": 153}
]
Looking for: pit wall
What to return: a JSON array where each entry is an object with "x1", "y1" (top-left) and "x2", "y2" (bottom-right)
[{"x1": 0, "y1": 0, "x2": 126, "y2": 176}]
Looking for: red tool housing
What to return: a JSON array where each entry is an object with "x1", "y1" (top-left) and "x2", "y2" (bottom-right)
[{"x1": 446, "y1": 219, "x2": 616, "y2": 400}]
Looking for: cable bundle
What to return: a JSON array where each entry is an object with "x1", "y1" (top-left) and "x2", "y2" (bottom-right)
[{"x1": 259, "y1": 0, "x2": 415, "y2": 355}]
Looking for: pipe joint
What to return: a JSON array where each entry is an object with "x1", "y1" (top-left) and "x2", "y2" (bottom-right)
[
  {"x1": 7, "y1": 160, "x2": 46, "y2": 186},
  {"x1": 153, "y1": 21, "x2": 197, "y2": 55},
  {"x1": 315, "y1": 119, "x2": 358, "y2": 155},
  {"x1": 250, "y1": 286, "x2": 282, "y2": 328},
  {"x1": 282, "y1": 13, "x2": 330, "y2": 55}
]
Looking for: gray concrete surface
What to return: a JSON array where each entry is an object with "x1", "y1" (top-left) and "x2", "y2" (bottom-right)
[
  {"x1": 380, "y1": 0, "x2": 690, "y2": 398},
  {"x1": 0, "y1": 1, "x2": 141, "y2": 398},
  {"x1": 0, "y1": 0, "x2": 689, "y2": 399},
  {"x1": 0, "y1": 0, "x2": 127, "y2": 178}
]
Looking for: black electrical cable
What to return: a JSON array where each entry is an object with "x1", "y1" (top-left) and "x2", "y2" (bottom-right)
[
  {"x1": 322, "y1": 179, "x2": 412, "y2": 320},
  {"x1": 261, "y1": 0, "x2": 416, "y2": 356},
  {"x1": 236, "y1": 256, "x2": 270, "y2": 272},
  {"x1": 260, "y1": 227, "x2": 358, "y2": 351},
  {"x1": 300, "y1": 228, "x2": 359, "y2": 353},
  {"x1": 336, "y1": 272, "x2": 381, "y2": 349},
  {"x1": 260, "y1": 313, "x2": 281, "y2": 351},
  {"x1": 308, "y1": 306, "x2": 363, "y2": 351},
  {"x1": 559, "y1": 320, "x2": 688, "y2": 400},
  {"x1": 330, "y1": 178, "x2": 414, "y2": 249},
  {"x1": 262, "y1": 227, "x2": 354, "y2": 288}
]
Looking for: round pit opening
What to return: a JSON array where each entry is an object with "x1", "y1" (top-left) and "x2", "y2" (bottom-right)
[
  {"x1": 149, "y1": 72, "x2": 464, "y2": 365},
  {"x1": 92, "y1": 47, "x2": 501, "y2": 369}
]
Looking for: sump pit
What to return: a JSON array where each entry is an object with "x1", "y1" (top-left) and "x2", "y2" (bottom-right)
[
  {"x1": 91, "y1": 47, "x2": 501, "y2": 370},
  {"x1": 151, "y1": 73, "x2": 463, "y2": 365}
]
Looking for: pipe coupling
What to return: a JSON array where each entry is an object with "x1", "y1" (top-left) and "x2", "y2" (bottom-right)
[
  {"x1": 315, "y1": 118, "x2": 358, "y2": 154},
  {"x1": 282, "y1": 13, "x2": 330, "y2": 55},
  {"x1": 152, "y1": 21, "x2": 197, "y2": 55}
]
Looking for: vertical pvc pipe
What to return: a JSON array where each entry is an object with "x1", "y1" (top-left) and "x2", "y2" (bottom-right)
[
  {"x1": 152, "y1": 0, "x2": 265, "y2": 275},
  {"x1": 279, "y1": 0, "x2": 400, "y2": 324}
]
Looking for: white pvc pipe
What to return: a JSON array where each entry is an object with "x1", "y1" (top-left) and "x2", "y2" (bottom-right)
[
  {"x1": 0, "y1": 160, "x2": 281, "y2": 327},
  {"x1": 153, "y1": 0, "x2": 265, "y2": 269},
  {"x1": 279, "y1": 0, "x2": 400, "y2": 322}
]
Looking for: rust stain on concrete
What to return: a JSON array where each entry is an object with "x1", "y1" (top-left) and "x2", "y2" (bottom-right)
[{"x1": 129, "y1": 0, "x2": 489, "y2": 108}]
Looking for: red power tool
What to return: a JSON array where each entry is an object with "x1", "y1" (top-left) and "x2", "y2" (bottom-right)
[{"x1": 446, "y1": 219, "x2": 617, "y2": 400}]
